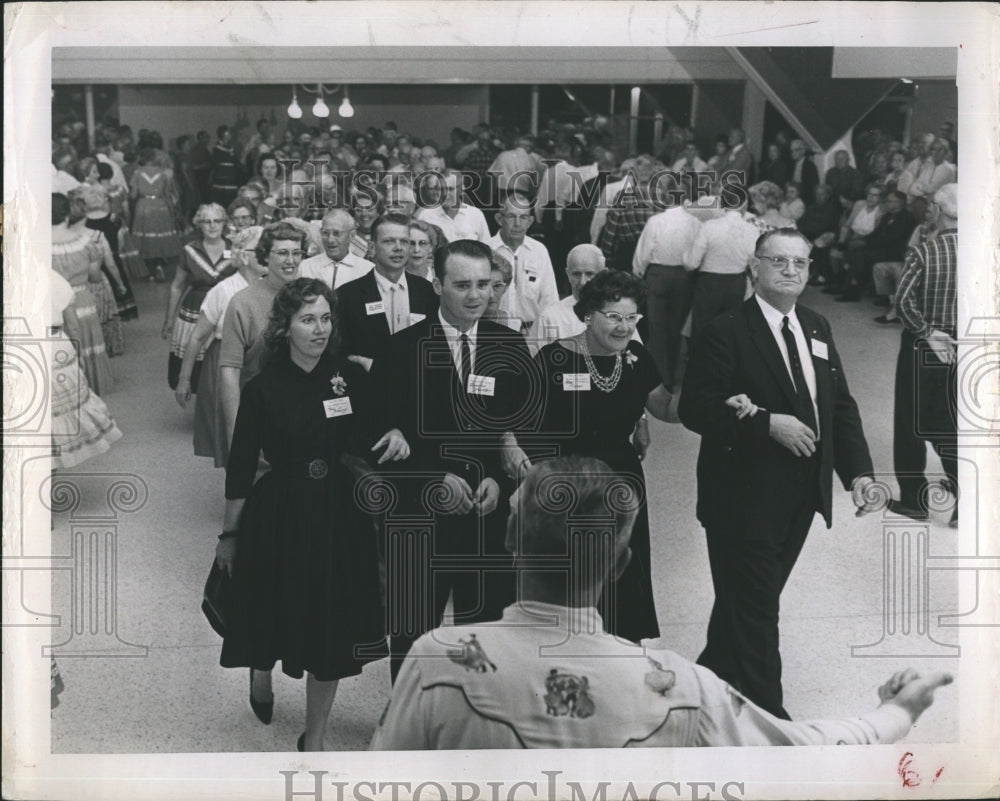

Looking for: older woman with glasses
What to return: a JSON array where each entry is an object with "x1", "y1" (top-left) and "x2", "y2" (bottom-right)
[
  {"x1": 164, "y1": 203, "x2": 236, "y2": 390},
  {"x1": 405, "y1": 219, "x2": 439, "y2": 281},
  {"x1": 504, "y1": 270, "x2": 674, "y2": 645},
  {"x1": 175, "y1": 226, "x2": 266, "y2": 467}
]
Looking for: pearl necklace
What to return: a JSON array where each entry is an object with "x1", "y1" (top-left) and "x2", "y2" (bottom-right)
[{"x1": 579, "y1": 335, "x2": 622, "y2": 393}]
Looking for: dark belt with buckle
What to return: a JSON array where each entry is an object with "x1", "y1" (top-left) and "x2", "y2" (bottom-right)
[{"x1": 272, "y1": 459, "x2": 331, "y2": 479}]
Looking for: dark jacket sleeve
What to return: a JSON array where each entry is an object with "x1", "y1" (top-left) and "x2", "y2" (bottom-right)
[
  {"x1": 225, "y1": 379, "x2": 264, "y2": 500},
  {"x1": 822, "y1": 317, "x2": 875, "y2": 489},
  {"x1": 678, "y1": 315, "x2": 772, "y2": 449}
]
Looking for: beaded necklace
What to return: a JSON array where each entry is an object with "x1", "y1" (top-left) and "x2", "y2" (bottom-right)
[{"x1": 578, "y1": 333, "x2": 623, "y2": 393}]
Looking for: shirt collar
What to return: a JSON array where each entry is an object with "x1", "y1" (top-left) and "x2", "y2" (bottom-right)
[
  {"x1": 437, "y1": 309, "x2": 479, "y2": 345},
  {"x1": 754, "y1": 293, "x2": 799, "y2": 331},
  {"x1": 501, "y1": 600, "x2": 605, "y2": 633},
  {"x1": 372, "y1": 268, "x2": 407, "y2": 294}
]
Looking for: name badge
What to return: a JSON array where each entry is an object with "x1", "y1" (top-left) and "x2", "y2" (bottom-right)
[
  {"x1": 223, "y1": 249, "x2": 232, "y2": 260},
  {"x1": 563, "y1": 373, "x2": 592, "y2": 391},
  {"x1": 323, "y1": 397, "x2": 353, "y2": 418},
  {"x1": 811, "y1": 339, "x2": 829, "y2": 360},
  {"x1": 409, "y1": 312, "x2": 426, "y2": 325},
  {"x1": 365, "y1": 301, "x2": 385, "y2": 316},
  {"x1": 467, "y1": 374, "x2": 496, "y2": 396}
]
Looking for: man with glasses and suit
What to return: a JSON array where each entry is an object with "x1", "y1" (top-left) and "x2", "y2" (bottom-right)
[{"x1": 679, "y1": 228, "x2": 878, "y2": 721}]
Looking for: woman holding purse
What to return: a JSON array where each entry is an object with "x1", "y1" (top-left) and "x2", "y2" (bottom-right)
[{"x1": 216, "y1": 278, "x2": 406, "y2": 751}]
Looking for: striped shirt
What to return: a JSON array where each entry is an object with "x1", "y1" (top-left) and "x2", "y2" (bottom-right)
[{"x1": 895, "y1": 228, "x2": 957, "y2": 337}]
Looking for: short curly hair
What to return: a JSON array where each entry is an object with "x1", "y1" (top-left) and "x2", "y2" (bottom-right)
[
  {"x1": 254, "y1": 221, "x2": 307, "y2": 268},
  {"x1": 748, "y1": 180, "x2": 785, "y2": 211},
  {"x1": 192, "y1": 203, "x2": 228, "y2": 228},
  {"x1": 574, "y1": 270, "x2": 646, "y2": 322},
  {"x1": 262, "y1": 278, "x2": 340, "y2": 364}
]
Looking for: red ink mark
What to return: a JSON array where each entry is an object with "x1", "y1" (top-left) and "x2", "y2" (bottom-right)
[
  {"x1": 934, "y1": 767, "x2": 944, "y2": 782},
  {"x1": 898, "y1": 752, "x2": 921, "y2": 787}
]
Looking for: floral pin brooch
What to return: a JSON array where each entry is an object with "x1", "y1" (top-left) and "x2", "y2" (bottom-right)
[
  {"x1": 330, "y1": 373, "x2": 348, "y2": 396},
  {"x1": 624, "y1": 350, "x2": 638, "y2": 368}
]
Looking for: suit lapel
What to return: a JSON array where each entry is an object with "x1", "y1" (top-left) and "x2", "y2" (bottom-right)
[
  {"x1": 797, "y1": 307, "x2": 832, "y2": 430},
  {"x1": 362, "y1": 272, "x2": 391, "y2": 340},
  {"x1": 744, "y1": 298, "x2": 798, "y2": 409}
]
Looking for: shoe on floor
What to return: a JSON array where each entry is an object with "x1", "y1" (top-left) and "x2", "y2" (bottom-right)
[
  {"x1": 888, "y1": 499, "x2": 929, "y2": 521},
  {"x1": 874, "y1": 315, "x2": 900, "y2": 325}
]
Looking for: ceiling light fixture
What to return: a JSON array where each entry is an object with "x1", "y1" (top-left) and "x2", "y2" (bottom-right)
[
  {"x1": 287, "y1": 83, "x2": 354, "y2": 120},
  {"x1": 287, "y1": 86, "x2": 302, "y2": 119}
]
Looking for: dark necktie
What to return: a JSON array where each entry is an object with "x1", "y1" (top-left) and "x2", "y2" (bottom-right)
[
  {"x1": 781, "y1": 316, "x2": 818, "y2": 436},
  {"x1": 459, "y1": 334, "x2": 472, "y2": 386}
]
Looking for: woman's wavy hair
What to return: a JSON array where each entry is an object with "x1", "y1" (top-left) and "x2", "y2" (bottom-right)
[
  {"x1": 192, "y1": 202, "x2": 228, "y2": 228},
  {"x1": 261, "y1": 278, "x2": 340, "y2": 365},
  {"x1": 574, "y1": 269, "x2": 646, "y2": 322},
  {"x1": 254, "y1": 221, "x2": 307, "y2": 268}
]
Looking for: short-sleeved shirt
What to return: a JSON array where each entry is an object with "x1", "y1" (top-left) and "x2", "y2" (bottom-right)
[
  {"x1": 218, "y1": 279, "x2": 278, "y2": 386},
  {"x1": 200, "y1": 272, "x2": 249, "y2": 341},
  {"x1": 418, "y1": 204, "x2": 492, "y2": 243},
  {"x1": 298, "y1": 251, "x2": 374, "y2": 289}
]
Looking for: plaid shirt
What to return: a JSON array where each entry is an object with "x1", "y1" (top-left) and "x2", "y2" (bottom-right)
[
  {"x1": 896, "y1": 228, "x2": 957, "y2": 337},
  {"x1": 599, "y1": 205, "x2": 655, "y2": 271}
]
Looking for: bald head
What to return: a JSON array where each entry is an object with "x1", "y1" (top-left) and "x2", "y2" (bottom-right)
[{"x1": 566, "y1": 244, "x2": 606, "y2": 299}]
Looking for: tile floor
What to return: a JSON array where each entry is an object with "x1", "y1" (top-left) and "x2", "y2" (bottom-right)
[{"x1": 46, "y1": 279, "x2": 962, "y2": 752}]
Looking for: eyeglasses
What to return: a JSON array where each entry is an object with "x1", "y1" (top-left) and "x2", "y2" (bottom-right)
[
  {"x1": 202, "y1": 219, "x2": 226, "y2": 225},
  {"x1": 757, "y1": 256, "x2": 812, "y2": 270},
  {"x1": 271, "y1": 249, "x2": 304, "y2": 260},
  {"x1": 596, "y1": 310, "x2": 643, "y2": 326}
]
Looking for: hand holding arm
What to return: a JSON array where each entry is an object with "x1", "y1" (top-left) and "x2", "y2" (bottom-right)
[
  {"x1": 500, "y1": 432, "x2": 532, "y2": 479},
  {"x1": 878, "y1": 670, "x2": 953, "y2": 724},
  {"x1": 440, "y1": 473, "x2": 475, "y2": 515},
  {"x1": 472, "y1": 477, "x2": 500, "y2": 517}
]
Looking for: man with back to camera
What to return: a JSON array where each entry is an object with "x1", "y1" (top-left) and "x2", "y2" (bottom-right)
[
  {"x1": 371, "y1": 456, "x2": 951, "y2": 749},
  {"x1": 369, "y1": 238, "x2": 533, "y2": 681},
  {"x1": 679, "y1": 228, "x2": 879, "y2": 720}
]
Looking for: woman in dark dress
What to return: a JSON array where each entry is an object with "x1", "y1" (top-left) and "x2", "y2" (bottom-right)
[
  {"x1": 216, "y1": 278, "x2": 407, "y2": 751},
  {"x1": 509, "y1": 271, "x2": 674, "y2": 643}
]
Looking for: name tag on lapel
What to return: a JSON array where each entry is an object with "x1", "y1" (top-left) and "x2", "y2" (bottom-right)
[
  {"x1": 223, "y1": 250, "x2": 232, "y2": 260},
  {"x1": 323, "y1": 397, "x2": 353, "y2": 418},
  {"x1": 365, "y1": 301, "x2": 385, "y2": 316},
  {"x1": 563, "y1": 373, "x2": 592, "y2": 391},
  {"x1": 409, "y1": 312, "x2": 426, "y2": 325},
  {"x1": 811, "y1": 339, "x2": 829, "y2": 360},
  {"x1": 467, "y1": 374, "x2": 495, "y2": 396}
]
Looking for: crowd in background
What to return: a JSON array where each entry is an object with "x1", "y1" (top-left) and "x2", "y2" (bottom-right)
[{"x1": 49, "y1": 107, "x2": 960, "y2": 746}]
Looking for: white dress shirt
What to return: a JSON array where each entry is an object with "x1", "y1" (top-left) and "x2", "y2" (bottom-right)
[
  {"x1": 683, "y1": 210, "x2": 759, "y2": 275},
  {"x1": 373, "y1": 270, "x2": 411, "y2": 334},
  {"x1": 438, "y1": 310, "x2": 478, "y2": 377},
  {"x1": 200, "y1": 272, "x2": 249, "y2": 340},
  {"x1": 418, "y1": 204, "x2": 491, "y2": 243},
  {"x1": 754, "y1": 295, "x2": 820, "y2": 438},
  {"x1": 488, "y1": 234, "x2": 559, "y2": 329},
  {"x1": 298, "y1": 251, "x2": 374, "y2": 289},
  {"x1": 632, "y1": 207, "x2": 702, "y2": 277}
]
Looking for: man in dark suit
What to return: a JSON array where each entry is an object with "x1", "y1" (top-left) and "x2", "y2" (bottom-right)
[
  {"x1": 724, "y1": 128, "x2": 756, "y2": 186},
  {"x1": 372, "y1": 239, "x2": 533, "y2": 681},
  {"x1": 679, "y1": 228, "x2": 877, "y2": 720},
  {"x1": 336, "y1": 212, "x2": 439, "y2": 369},
  {"x1": 789, "y1": 139, "x2": 820, "y2": 204}
]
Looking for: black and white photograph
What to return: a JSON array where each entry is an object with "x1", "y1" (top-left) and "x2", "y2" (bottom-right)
[{"x1": 3, "y1": 3, "x2": 998, "y2": 800}]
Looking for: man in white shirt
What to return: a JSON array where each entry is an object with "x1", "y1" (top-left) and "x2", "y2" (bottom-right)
[
  {"x1": 488, "y1": 134, "x2": 544, "y2": 199},
  {"x1": 489, "y1": 192, "x2": 559, "y2": 334},
  {"x1": 372, "y1": 456, "x2": 951, "y2": 749},
  {"x1": 683, "y1": 205, "x2": 758, "y2": 340},
  {"x1": 417, "y1": 170, "x2": 492, "y2": 242},
  {"x1": 632, "y1": 202, "x2": 702, "y2": 390},
  {"x1": 671, "y1": 143, "x2": 709, "y2": 177},
  {"x1": 298, "y1": 208, "x2": 374, "y2": 289}
]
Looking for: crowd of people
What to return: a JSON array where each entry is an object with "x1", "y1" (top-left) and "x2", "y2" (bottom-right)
[{"x1": 50, "y1": 112, "x2": 958, "y2": 747}]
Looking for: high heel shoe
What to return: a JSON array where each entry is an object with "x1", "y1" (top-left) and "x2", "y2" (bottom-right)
[
  {"x1": 297, "y1": 733, "x2": 305, "y2": 752},
  {"x1": 249, "y1": 669, "x2": 273, "y2": 725}
]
